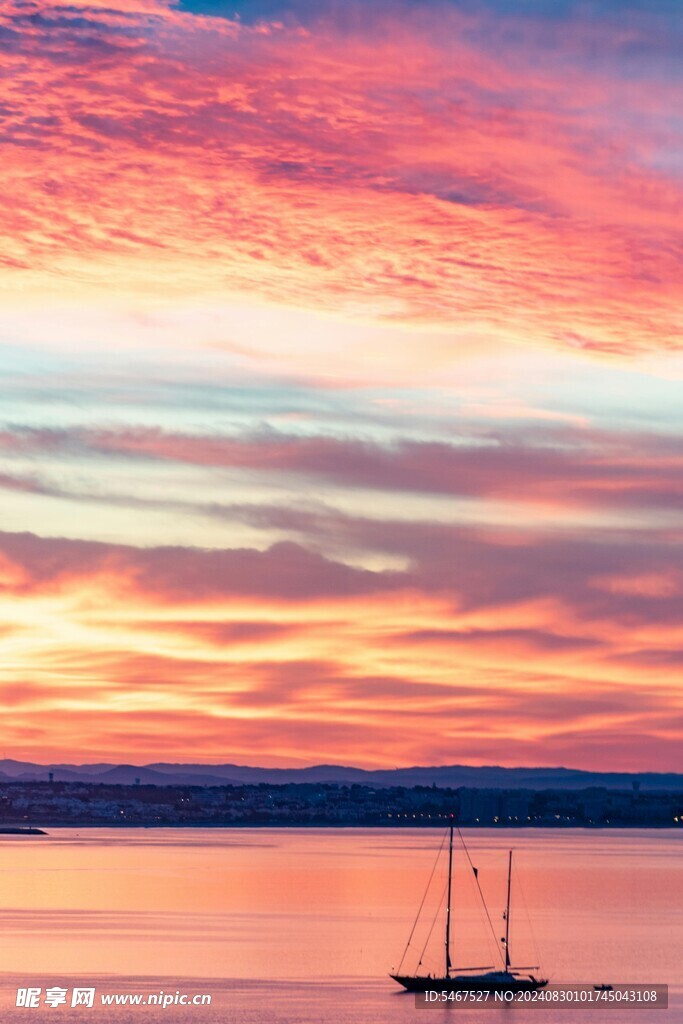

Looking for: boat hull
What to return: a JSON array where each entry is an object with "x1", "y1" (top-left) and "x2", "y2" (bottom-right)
[{"x1": 390, "y1": 973, "x2": 548, "y2": 994}]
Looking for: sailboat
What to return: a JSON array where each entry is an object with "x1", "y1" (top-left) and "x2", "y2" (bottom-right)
[{"x1": 390, "y1": 824, "x2": 548, "y2": 994}]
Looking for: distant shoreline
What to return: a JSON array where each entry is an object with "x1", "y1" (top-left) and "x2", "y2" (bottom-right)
[
  {"x1": 2, "y1": 779, "x2": 680, "y2": 830},
  {"x1": 3, "y1": 823, "x2": 681, "y2": 833}
]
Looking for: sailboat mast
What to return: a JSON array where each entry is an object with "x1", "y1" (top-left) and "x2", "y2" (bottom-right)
[
  {"x1": 445, "y1": 823, "x2": 454, "y2": 976},
  {"x1": 504, "y1": 849, "x2": 512, "y2": 971}
]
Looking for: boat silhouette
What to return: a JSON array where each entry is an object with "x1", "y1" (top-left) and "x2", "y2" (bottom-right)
[{"x1": 391, "y1": 824, "x2": 548, "y2": 994}]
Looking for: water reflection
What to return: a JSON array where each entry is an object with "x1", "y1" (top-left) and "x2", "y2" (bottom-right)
[{"x1": 0, "y1": 828, "x2": 679, "y2": 1021}]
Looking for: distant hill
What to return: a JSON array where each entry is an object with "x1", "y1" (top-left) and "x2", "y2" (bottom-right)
[{"x1": 0, "y1": 759, "x2": 681, "y2": 790}]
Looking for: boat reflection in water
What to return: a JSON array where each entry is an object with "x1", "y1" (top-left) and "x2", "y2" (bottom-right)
[{"x1": 390, "y1": 823, "x2": 548, "y2": 994}]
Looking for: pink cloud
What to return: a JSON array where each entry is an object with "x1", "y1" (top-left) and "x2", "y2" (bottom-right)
[
  {"x1": 0, "y1": 0, "x2": 680, "y2": 355},
  {"x1": 4, "y1": 423, "x2": 682, "y2": 514}
]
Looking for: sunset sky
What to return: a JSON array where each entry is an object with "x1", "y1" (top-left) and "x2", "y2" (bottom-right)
[{"x1": 1, "y1": 0, "x2": 681, "y2": 770}]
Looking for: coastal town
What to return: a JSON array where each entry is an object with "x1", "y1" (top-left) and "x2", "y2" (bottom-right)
[{"x1": 0, "y1": 780, "x2": 680, "y2": 829}]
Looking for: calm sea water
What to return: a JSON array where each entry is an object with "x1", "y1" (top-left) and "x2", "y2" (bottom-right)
[{"x1": 0, "y1": 828, "x2": 680, "y2": 1022}]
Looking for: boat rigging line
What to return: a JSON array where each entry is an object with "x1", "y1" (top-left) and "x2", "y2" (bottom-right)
[
  {"x1": 396, "y1": 829, "x2": 447, "y2": 975},
  {"x1": 456, "y1": 825, "x2": 506, "y2": 969},
  {"x1": 512, "y1": 855, "x2": 545, "y2": 979},
  {"x1": 416, "y1": 878, "x2": 448, "y2": 974}
]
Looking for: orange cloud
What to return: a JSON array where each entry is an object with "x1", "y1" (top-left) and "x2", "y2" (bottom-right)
[{"x1": 0, "y1": 528, "x2": 680, "y2": 769}]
